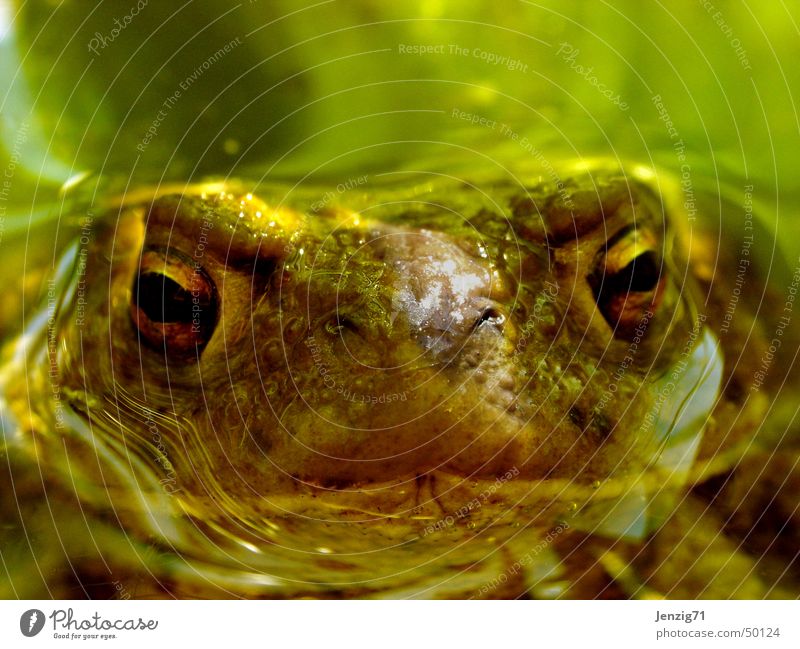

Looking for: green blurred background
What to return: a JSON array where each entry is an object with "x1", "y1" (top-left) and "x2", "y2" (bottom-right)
[{"x1": 0, "y1": 0, "x2": 798, "y2": 255}]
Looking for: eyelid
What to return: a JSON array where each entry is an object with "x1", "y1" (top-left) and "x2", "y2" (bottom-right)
[
  {"x1": 140, "y1": 247, "x2": 198, "y2": 284},
  {"x1": 602, "y1": 228, "x2": 659, "y2": 274}
]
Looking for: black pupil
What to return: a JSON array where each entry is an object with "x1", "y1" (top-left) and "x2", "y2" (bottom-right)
[
  {"x1": 135, "y1": 273, "x2": 205, "y2": 323},
  {"x1": 601, "y1": 251, "x2": 661, "y2": 298},
  {"x1": 620, "y1": 251, "x2": 661, "y2": 292}
]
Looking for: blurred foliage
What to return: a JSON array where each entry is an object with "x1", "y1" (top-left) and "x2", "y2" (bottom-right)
[{"x1": 0, "y1": 0, "x2": 798, "y2": 252}]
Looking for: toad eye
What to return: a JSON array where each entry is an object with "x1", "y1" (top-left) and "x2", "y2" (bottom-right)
[
  {"x1": 130, "y1": 249, "x2": 218, "y2": 358},
  {"x1": 589, "y1": 228, "x2": 666, "y2": 338}
]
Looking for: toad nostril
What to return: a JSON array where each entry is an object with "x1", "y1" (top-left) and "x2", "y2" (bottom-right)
[
  {"x1": 324, "y1": 314, "x2": 364, "y2": 338},
  {"x1": 473, "y1": 306, "x2": 506, "y2": 330}
]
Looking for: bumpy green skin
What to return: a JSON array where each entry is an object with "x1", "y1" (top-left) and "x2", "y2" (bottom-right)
[{"x1": 1, "y1": 164, "x2": 797, "y2": 598}]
